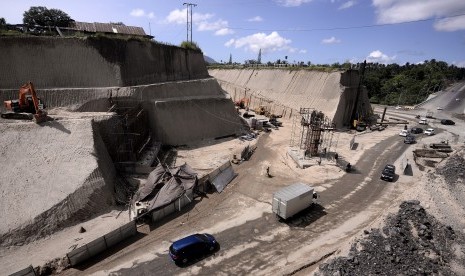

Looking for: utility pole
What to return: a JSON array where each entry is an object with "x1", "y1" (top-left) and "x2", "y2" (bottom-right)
[{"x1": 183, "y1": 3, "x2": 197, "y2": 43}]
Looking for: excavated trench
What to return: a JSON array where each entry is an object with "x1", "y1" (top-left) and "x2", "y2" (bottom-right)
[
  {"x1": 0, "y1": 37, "x2": 246, "y2": 246},
  {"x1": 0, "y1": 37, "x2": 365, "y2": 249}
]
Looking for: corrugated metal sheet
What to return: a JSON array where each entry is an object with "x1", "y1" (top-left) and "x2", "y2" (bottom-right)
[
  {"x1": 71, "y1": 21, "x2": 146, "y2": 36},
  {"x1": 273, "y1": 183, "x2": 313, "y2": 201}
]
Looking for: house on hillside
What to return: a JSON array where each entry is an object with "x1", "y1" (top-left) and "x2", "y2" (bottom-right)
[
  {"x1": 66, "y1": 21, "x2": 152, "y2": 38},
  {"x1": 5, "y1": 21, "x2": 153, "y2": 39}
]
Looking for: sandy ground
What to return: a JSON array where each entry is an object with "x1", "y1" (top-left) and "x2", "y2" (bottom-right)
[{"x1": 2, "y1": 105, "x2": 464, "y2": 275}]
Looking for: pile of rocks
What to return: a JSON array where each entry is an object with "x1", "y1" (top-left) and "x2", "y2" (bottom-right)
[
  {"x1": 317, "y1": 201, "x2": 465, "y2": 275},
  {"x1": 437, "y1": 150, "x2": 465, "y2": 186}
]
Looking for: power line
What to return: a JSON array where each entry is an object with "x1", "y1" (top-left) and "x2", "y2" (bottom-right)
[
  {"x1": 183, "y1": 2, "x2": 197, "y2": 42},
  {"x1": 226, "y1": 12, "x2": 465, "y2": 33}
]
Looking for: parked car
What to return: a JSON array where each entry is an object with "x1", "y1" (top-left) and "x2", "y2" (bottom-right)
[
  {"x1": 399, "y1": 129, "x2": 409, "y2": 137},
  {"x1": 169, "y1": 233, "x2": 219, "y2": 265},
  {"x1": 404, "y1": 134, "x2": 416, "y2": 144},
  {"x1": 419, "y1": 118, "x2": 428, "y2": 125},
  {"x1": 437, "y1": 107, "x2": 443, "y2": 110},
  {"x1": 440, "y1": 119, "x2": 455, "y2": 125},
  {"x1": 410, "y1": 127, "x2": 423, "y2": 134},
  {"x1": 424, "y1": 128, "x2": 435, "y2": 136},
  {"x1": 380, "y1": 164, "x2": 396, "y2": 182}
]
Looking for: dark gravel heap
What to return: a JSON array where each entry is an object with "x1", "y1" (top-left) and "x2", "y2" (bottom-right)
[
  {"x1": 436, "y1": 153, "x2": 465, "y2": 186},
  {"x1": 317, "y1": 200, "x2": 464, "y2": 276}
]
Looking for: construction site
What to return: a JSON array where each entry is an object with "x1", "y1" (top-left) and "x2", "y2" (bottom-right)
[{"x1": 1, "y1": 36, "x2": 465, "y2": 276}]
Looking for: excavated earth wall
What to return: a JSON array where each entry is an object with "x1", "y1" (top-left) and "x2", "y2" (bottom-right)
[
  {"x1": 0, "y1": 36, "x2": 208, "y2": 88},
  {"x1": 0, "y1": 37, "x2": 244, "y2": 246},
  {"x1": 209, "y1": 68, "x2": 371, "y2": 127},
  {"x1": 0, "y1": 37, "x2": 244, "y2": 145}
]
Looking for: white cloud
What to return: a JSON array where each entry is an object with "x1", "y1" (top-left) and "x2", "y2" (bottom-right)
[
  {"x1": 165, "y1": 9, "x2": 233, "y2": 35},
  {"x1": 299, "y1": 49, "x2": 308, "y2": 54},
  {"x1": 434, "y1": 15, "x2": 465, "y2": 31},
  {"x1": 130, "y1": 9, "x2": 155, "y2": 19},
  {"x1": 321, "y1": 36, "x2": 341, "y2": 44},
  {"x1": 275, "y1": 0, "x2": 313, "y2": 7},
  {"x1": 215, "y1": 28, "x2": 234, "y2": 36},
  {"x1": 339, "y1": 1, "x2": 356, "y2": 10},
  {"x1": 453, "y1": 61, "x2": 465, "y2": 68},
  {"x1": 198, "y1": 19, "x2": 227, "y2": 31},
  {"x1": 224, "y1": 32, "x2": 297, "y2": 54},
  {"x1": 372, "y1": 0, "x2": 465, "y2": 31},
  {"x1": 248, "y1": 16, "x2": 263, "y2": 22},
  {"x1": 165, "y1": 9, "x2": 214, "y2": 24},
  {"x1": 366, "y1": 50, "x2": 396, "y2": 64}
]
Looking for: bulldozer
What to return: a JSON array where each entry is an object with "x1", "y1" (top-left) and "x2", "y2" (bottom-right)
[{"x1": 1, "y1": 81, "x2": 48, "y2": 123}]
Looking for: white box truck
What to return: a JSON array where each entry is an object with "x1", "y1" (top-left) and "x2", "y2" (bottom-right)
[{"x1": 272, "y1": 183, "x2": 318, "y2": 220}]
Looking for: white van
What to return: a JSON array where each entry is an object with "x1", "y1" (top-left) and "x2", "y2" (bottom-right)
[{"x1": 419, "y1": 118, "x2": 428, "y2": 125}]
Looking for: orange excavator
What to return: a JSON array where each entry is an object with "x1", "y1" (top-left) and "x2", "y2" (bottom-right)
[{"x1": 1, "y1": 81, "x2": 48, "y2": 123}]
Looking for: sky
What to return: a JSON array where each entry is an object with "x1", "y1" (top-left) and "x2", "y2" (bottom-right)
[{"x1": 1, "y1": 0, "x2": 465, "y2": 67}]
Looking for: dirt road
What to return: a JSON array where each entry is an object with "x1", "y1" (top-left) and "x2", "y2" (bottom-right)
[{"x1": 62, "y1": 124, "x2": 413, "y2": 276}]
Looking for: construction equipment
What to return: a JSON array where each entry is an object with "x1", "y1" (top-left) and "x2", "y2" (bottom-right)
[
  {"x1": 2, "y1": 81, "x2": 48, "y2": 123},
  {"x1": 234, "y1": 97, "x2": 249, "y2": 109},
  {"x1": 255, "y1": 106, "x2": 267, "y2": 115}
]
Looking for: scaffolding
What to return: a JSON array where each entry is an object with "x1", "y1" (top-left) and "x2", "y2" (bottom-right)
[{"x1": 290, "y1": 108, "x2": 335, "y2": 158}]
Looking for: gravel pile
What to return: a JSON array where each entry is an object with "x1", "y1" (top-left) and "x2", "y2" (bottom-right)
[
  {"x1": 437, "y1": 151, "x2": 465, "y2": 186},
  {"x1": 317, "y1": 200, "x2": 465, "y2": 275}
]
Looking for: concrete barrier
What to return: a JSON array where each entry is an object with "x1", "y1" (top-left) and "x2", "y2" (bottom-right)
[
  {"x1": 67, "y1": 221, "x2": 137, "y2": 266},
  {"x1": 9, "y1": 265, "x2": 36, "y2": 276}
]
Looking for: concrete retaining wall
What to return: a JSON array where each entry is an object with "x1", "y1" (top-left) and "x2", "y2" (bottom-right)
[
  {"x1": 0, "y1": 37, "x2": 208, "y2": 89},
  {"x1": 209, "y1": 68, "x2": 371, "y2": 127},
  {"x1": 146, "y1": 97, "x2": 245, "y2": 145}
]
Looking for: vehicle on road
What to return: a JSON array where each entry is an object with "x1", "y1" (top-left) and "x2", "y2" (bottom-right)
[
  {"x1": 410, "y1": 127, "x2": 423, "y2": 134},
  {"x1": 441, "y1": 119, "x2": 455, "y2": 125},
  {"x1": 380, "y1": 164, "x2": 396, "y2": 182},
  {"x1": 424, "y1": 128, "x2": 435, "y2": 136},
  {"x1": 437, "y1": 107, "x2": 443, "y2": 110},
  {"x1": 419, "y1": 118, "x2": 428, "y2": 125},
  {"x1": 399, "y1": 130, "x2": 409, "y2": 137},
  {"x1": 404, "y1": 135, "x2": 416, "y2": 144},
  {"x1": 169, "y1": 233, "x2": 218, "y2": 265},
  {"x1": 272, "y1": 183, "x2": 318, "y2": 220}
]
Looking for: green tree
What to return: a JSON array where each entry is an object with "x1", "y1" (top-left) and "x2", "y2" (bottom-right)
[
  {"x1": 0, "y1": 17, "x2": 6, "y2": 28},
  {"x1": 23, "y1": 6, "x2": 74, "y2": 29}
]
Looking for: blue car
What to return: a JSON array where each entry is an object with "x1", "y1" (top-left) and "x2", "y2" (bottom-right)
[{"x1": 169, "y1": 233, "x2": 218, "y2": 265}]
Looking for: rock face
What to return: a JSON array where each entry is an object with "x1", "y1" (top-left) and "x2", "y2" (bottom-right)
[
  {"x1": 209, "y1": 68, "x2": 371, "y2": 128},
  {"x1": 317, "y1": 200, "x2": 465, "y2": 275}
]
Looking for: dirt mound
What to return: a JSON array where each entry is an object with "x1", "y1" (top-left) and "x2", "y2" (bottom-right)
[
  {"x1": 0, "y1": 116, "x2": 116, "y2": 246},
  {"x1": 317, "y1": 200, "x2": 465, "y2": 275},
  {"x1": 437, "y1": 149, "x2": 465, "y2": 186}
]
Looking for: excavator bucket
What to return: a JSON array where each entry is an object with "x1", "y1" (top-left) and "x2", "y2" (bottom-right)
[{"x1": 33, "y1": 111, "x2": 48, "y2": 124}]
